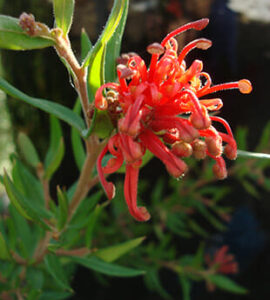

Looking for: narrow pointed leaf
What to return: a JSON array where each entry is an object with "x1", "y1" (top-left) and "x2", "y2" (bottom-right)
[
  {"x1": 44, "y1": 254, "x2": 72, "y2": 291},
  {"x1": 81, "y1": 28, "x2": 92, "y2": 62},
  {"x1": 69, "y1": 256, "x2": 145, "y2": 277},
  {"x1": 0, "y1": 232, "x2": 11, "y2": 260},
  {"x1": 3, "y1": 173, "x2": 52, "y2": 230},
  {"x1": 0, "y1": 15, "x2": 55, "y2": 50},
  {"x1": 71, "y1": 100, "x2": 86, "y2": 170},
  {"x1": 208, "y1": 274, "x2": 247, "y2": 294},
  {"x1": 57, "y1": 186, "x2": 69, "y2": 230},
  {"x1": 44, "y1": 137, "x2": 65, "y2": 180},
  {"x1": 17, "y1": 132, "x2": 40, "y2": 168},
  {"x1": 0, "y1": 77, "x2": 85, "y2": 133},
  {"x1": 53, "y1": 0, "x2": 74, "y2": 36},
  {"x1": 84, "y1": 0, "x2": 129, "y2": 138},
  {"x1": 95, "y1": 237, "x2": 145, "y2": 263},
  {"x1": 39, "y1": 291, "x2": 73, "y2": 300}
]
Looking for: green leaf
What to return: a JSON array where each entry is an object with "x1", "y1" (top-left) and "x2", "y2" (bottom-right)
[
  {"x1": 81, "y1": 28, "x2": 92, "y2": 62},
  {"x1": 17, "y1": 132, "x2": 40, "y2": 168},
  {"x1": 255, "y1": 121, "x2": 270, "y2": 151},
  {"x1": 26, "y1": 268, "x2": 44, "y2": 290},
  {"x1": 144, "y1": 269, "x2": 172, "y2": 300},
  {"x1": 85, "y1": 203, "x2": 105, "y2": 248},
  {"x1": 71, "y1": 100, "x2": 86, "y2": 171},
  {"x1": 95, "y1": 236, "x2": 145, "y2": 263},
  {"x1": 208, "y1": 274, "x2": 248, "y2": 294},
  {"x1": 241, "y1": 179, "x2": 260, "y2": 198},
  {"x1": 0, "y1": 77, "x2": 85, "y2": 133},
  {"x1": 179, "y1": 276, "x2": 192, "y2": 300},
  {"x1": 0, "y1": 232, "x2": 11, "y2": 260},
  {"x1": 12, "y1": 159, "x2": 45, "y2": 207},
  {"x1": 9, "y1": 205, "x2": 41, "y2": 258},
  {"x1": 3, "y1": 173, "x2": 52, "y2": 230},
  {"x1": 57, "y1": 186, "x2": 69, "y2": 230},
  {"x1": 44, "y1": 116, "x2": 65, "y2": 180},
  {"x1": 53, "y1": 0, "x2": 74, "y2": 36},
  {"x1": 104, "y1": 0, "x2": 129, "y2": 82},
  {"x1": 39, "y1": 291, "x2": 73, "y2": 300},
  {"x1": 188, "y1": 219, "x2": 209, "y2": 238},
  {"x1": 84, "y1": 0, "x2": 129, "y2": 139},
  {"x1": 44, "y1": 254, "x2": 72, "y2": 291},
  {"x1": 69, "y1": 191, "x2": 101, "y2": 229},
  {"x1": 69, "y1": 256, "x2": 145, "y2": 277},
  {"x1": 0, "y1": 15, "x2": 55, "y2": 50},
  {"x1": 191, "y1": 242, "x2": 205, "y2": 268}
]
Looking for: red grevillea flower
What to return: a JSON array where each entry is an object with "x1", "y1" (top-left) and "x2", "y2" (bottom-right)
[
  {"x1": 94, "y1": 19, "x2": 252, "y2": 221},
  {"x1": 205, "y1": 245, "x2": 238, "y2": 275}
]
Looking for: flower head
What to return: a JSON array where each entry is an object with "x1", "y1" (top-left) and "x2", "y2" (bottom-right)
[
  {"x1": 94, "y1": 19, "x2": 252, "y2": 221},
  {"x1": 205, "y1": 245, "x2": 238, "y2": 275}
]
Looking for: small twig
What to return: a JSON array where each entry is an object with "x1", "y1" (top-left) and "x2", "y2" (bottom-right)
[
  {"x1": 55, "y1": 247, "x2": 95, "y2": 257},
  {"x1": 36, "y1": 163, "x2": 51, "y2": 209},
  {"x1": 33, "y1": 231, "x2": 53, "y2": 265}
]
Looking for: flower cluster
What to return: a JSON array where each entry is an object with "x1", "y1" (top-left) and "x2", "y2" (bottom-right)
[
  {"x1": 205, "y1": 245, "x2": 238, "y2": 275},
  {"x1": 94, "y1": 19, "x2": 252, "y2": 221}
]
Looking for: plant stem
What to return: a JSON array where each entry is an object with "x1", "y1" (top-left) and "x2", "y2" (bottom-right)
[{"x1": 68, "y1": 137, "x2": 105, "y2": 221}]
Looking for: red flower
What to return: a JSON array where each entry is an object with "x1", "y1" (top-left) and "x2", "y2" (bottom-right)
[
  {"x1": 94, "y1": 19, "x2": 252, "y2": 221},
  {"x1": 205, "y1": 245, "x2": 238, "y2": 274}
]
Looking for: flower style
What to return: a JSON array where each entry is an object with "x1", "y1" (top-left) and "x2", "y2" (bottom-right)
[
  {"x1": 205, "y1": 245, "x2": 238, "y2": 275},
  {"x1": 94, "y1": 19, "x2": 252, "y2": 221}
]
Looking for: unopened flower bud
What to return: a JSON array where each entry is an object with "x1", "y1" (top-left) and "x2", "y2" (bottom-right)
[
  {"x1": 213, "y1": 162, "x2": 227, "y2": 179},
  {"x1": 117, "y1": 64, "x2": 135, "y2": 79},
  {"x1": 147, "y1": 42, "x2": 165, "y2": 55},
  {"x1": 190, "y1": 109, "x2": 211, "y2": 130},
  {"x1": 172, "y1": 142, "x2": 193, "y2": 157},
  {"x1": 192, "y1": 139, "x2": 207, "y2": 159},
  {"x1": 224, "y1": 144, "x2": 237, "y2": 160},
  {"x1": 165, "y1": 158, "x2": 188, "y2": 178},
  {"x1": 19, "y1": 12, "x2": 36, "y2": 36},
  {"x1": 205, "y1": 136, "x2": 222, "y2": 157}
]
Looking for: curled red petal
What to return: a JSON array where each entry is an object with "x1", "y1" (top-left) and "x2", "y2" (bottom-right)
[
  {"x1": 97, "y1": 144, "x2": 115, "y2": 199},
  {"x1": 124, "y1": 163, "x2": 150, "y2": 222}
]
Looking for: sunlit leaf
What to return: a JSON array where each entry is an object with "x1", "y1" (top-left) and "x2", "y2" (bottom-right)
[
  {"x1": 81, "y1": 28, "x2": 92, "y2": 62},
  {"x1": 84, "y1": 0, "x2": 129, "y2": 139},
  {"x1": 53, "y1": 0, "x2": 74, "y2": 36},
  {"x1": 95, "y1": 236, "x2": 145, "y2": 263},
  {"x1": 0, "y1": 15, "x2": 54, "y2": 50}
]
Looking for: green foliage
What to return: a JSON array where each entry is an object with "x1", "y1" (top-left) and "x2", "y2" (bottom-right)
[
  {"x1": 208, "y1": 274, "x2": 247, "y2": 294},
  {"x1": 44, "y1": 254, "x2": 73, "y2": 291},
  {"x1": 84, "y1": 0, "x2": 129, "y2": 139},
  {"x1": 70, "y1": 256, "x2": 145, "y2": 277},
  {"x1": 17, "y1": 132, "x2": 40, "y2": 168},
  {"x1": 44, "y1": 116, "x2": 65, "y2": 180},
  {"x1": 53, "y1": 0, "x2": 74, "y2": 37},
  {"x1": 95, "y1": 236, "x2": 145, "y2": 262},
  {"x1": 71, "y1": 100, "x2": 86, "y2": 171},
  {"x1": 0, "y1": 15, "x2": 55, "y2": 50},
  {"x1": 0, "y1": 77, "x2": 85, "y2": 133}
]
